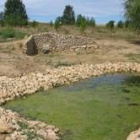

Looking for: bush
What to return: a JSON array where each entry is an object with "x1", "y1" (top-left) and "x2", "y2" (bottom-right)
[
  {"x1": 106, "y1": 20, "x2": 115, "y2": 30},
  {"x1": 0, "y1": 28, "x2": 26, "y2": 39},
  {"x1": 54, "y1": 17, "x2": 62, "y2": 31},
  {"x1": 86, "y1": 17, "x2": 96, "y2": 27},
  {"x1": 76, "y1": 14, "x2": 87, "y2": 32},
  {"x1": 31, "y1": 21, "x2": 38, "y2": 27},
  {"x1": 117, "y1": 21, "x2": 124, "y2": 28}
]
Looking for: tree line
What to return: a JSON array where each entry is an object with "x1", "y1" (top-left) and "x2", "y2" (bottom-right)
[
  {"x1": 0, "y1": 0, "x2": 139, "y2": 33},
  {"x1": 54, "y1": 5, "x2": 96, "y2": 32}
]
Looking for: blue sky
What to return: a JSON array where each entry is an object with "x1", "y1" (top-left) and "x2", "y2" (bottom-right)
[{"x1": 0, "y1": 0, "x2": 124, "y2": 24}]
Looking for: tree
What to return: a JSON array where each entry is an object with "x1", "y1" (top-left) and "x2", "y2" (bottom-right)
[
  {"x1": 76, "y1": 15, "x2": 87, "y2": 32},
  {"x1": 54, "y1": 17, "x2": 62, "y2": 31},
  {"x1": 76, "y1": 14, "x2": 84, "y2": 27},
  {"x1": 4, "y1": 0, "x2": 28, "y2": 26},
  {"x1": 0, "y1": 12, "x2": 4, "y2": 26},
  {"x1": 61, "y1": 5, "x2": 75, "y2": 25},
  {"x1": 49, "y1": 21, "x2": 53, "y2": 26},
  {"x1": 124, "y1": 0, "x2": 140, "y2": 31},
  {"x1": 31, "y1": 21, "x2": 38, "y2": 27},
  {"x1": 117, "y1": 20, "x2": 124, "y2": 28},
  {"x1": 87, "y1": 17, "x2": 96, "y2": 27},
  {"x1": 106, "y1": 20, "x2": 115, "y2": 30},
  {"x1": 124, "y1": 20, "x2": 131, "y2": 28}
]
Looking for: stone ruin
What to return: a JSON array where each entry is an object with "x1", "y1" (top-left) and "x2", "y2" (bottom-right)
[{"x1": 23, "y1": 32, "x2": 98, "y2": 55}]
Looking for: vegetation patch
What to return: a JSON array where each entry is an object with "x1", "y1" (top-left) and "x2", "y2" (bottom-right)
[
  {"x1": 0, "y1": 28, "x2": 26, "y2": 40},
  {"x1": 3, "y1": 74, "x2": 140, "y2": 140}
]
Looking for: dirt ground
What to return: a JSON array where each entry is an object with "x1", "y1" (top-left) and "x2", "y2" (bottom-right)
[{"x1": 0, "y1": 38, "x2": 140, "y2": 77}]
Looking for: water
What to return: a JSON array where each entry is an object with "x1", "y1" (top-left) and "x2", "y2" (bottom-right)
[{"x1": 3, "y1": 74, "x2": 140, "y2": 140}]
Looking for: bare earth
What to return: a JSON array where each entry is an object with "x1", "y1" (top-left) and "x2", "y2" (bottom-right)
[{"x1": 0, "y1": 38, "x2": 140, "y2": 77}]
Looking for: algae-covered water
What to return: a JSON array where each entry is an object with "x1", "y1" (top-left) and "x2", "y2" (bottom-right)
[{"x1": 3, "y1": 74, "x2": 140, "y2": 140}]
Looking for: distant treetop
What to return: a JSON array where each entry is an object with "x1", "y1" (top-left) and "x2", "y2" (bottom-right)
[{"x1": 4, "y1": 0, "x2": 28, "y2": 26}]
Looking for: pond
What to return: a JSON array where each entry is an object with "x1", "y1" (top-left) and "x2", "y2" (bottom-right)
[{"x1": 3, "y1": 74, "x2": 140, "y2": 140}]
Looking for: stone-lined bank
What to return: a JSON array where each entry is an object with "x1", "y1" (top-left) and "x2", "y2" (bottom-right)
[{"x1": 1, "y1": 62, "x2": 140, "y2": 140}]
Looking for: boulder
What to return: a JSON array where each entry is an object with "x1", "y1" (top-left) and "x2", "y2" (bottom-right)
[{"x1": 0, "y1": 121, "x2": 13, "y2": 134}]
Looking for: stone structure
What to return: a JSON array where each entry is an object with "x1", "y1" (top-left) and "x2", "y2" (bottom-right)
[
  {"x1": 23, "y1": 32, "x2": 98, "y2": 55},
  {"x1": 1, "y1": 62, "x2": 140, "y2": 139}
]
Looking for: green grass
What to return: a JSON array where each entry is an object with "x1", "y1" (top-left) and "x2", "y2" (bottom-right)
[
  {"x1": 3, "y1": 74, "x2": 140, "y2": 140},
  {"x1": 0, "y1": 28, "x2": 26, "y2": 40}
]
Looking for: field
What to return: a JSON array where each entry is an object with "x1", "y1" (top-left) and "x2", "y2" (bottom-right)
[{"x1": 0, "y1": 25, "x2": 140, "y2": 77}]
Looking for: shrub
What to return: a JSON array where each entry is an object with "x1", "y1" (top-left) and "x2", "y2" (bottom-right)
[
  {"x1": 117, "y1": 20, "x2": 124, "y2": 28},
  {"x1": 31, "y1": 21, "x2": 38, "y2": 27},
  {"x1": 0, "y1": 28, "x2": 26, "y2": 39},
  {"x1": 76, "y1": 14, "x2": 87, "y2": 32},
  {"x1": 106, "y1": 20, "x2": 115, "y2": 30},
  {"x1": 86, "y1": 17, "x2": 96, "y2": 27},
  {"x1": 54, "y1": 17, "x2": 62, "y2": 31},
  {"x1": 49, "y1": 21, "x2": 53, "y2": 26}
]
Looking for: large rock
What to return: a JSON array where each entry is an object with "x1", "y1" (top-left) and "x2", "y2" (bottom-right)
[
  {"x1": 24, "y1": 36, "x2": 38, "y2": 55},
  {"x1": 127, "y1": 129, "x2": 140, "y2": 140},
  {"x1": 0, "y1": 121, "x2": 13, "y2": 134}
]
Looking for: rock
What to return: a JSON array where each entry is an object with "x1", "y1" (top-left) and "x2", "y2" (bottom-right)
[
  {"x1": 0, "y1": 121, "x2": 13, "y2": 134},
  {"x1": 42, "y1": 44, "x2": 50, "y2": 54},
  {"x1": 1, "y1": 62, "x2": 140, "y2": 140},
  {"x1": 54, "y1": 128, "x2": 60, "y2": 133},
  {"x1": 127, "y1": 129, "x2": 140, "y2": 140},
  {"x1": 24, "y1": 32, "x2": 96, "y2": 55},
  {"x1": 0, "y1": 135, "x2": 7, "y2": 140},
  {"x1": 47, "y1": 129, "x2": 58, "y2": 140},
  {"x1": 46, "y1": 125, "x2": 55, "y2": 130},
  {"x1": 5, "y1": 137, "x2": 12, "y2": 140}
]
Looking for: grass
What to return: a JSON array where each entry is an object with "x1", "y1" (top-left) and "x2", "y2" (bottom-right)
[
  {"x1": 17, "y1": 121, "x2": 43, "y2": 140},
  {"x1": 3, "y1": 74, "x2": 140, "y2": 140},
  {"x1": 0, "y1": 28, "x2": 26, "y2": 41},
  {"x1": 54, "y1": 61, "x2": 77, "y2": 67},
  {"x1": 0, "y1": 24, "x2": 139, "y2": 42},
  {"x1": 126, "y1": 53, "x2": 140, "y2": 62}
]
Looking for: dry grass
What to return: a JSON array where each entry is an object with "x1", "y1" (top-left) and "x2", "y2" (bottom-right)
[
  {"x1": 0, "y1": 24, "x2": 137, "y2": 41},
  {"x1": 0, "y1": 24, "x2": 140, "y2": 77}
]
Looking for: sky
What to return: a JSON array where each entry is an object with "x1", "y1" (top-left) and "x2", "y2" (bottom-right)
[{"x1": 0, "y1": 0, "x2": 124, "y2": 24}]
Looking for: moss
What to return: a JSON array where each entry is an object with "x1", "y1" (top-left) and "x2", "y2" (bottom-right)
[{"x1": 3, "y1": 74, "x2": 140, "y2": 140}]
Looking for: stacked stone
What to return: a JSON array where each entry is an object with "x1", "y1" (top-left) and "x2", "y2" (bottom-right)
[
  {"x1": 0, "y1": 107, "x2": 60, "y2": 140},
  {"x1": 0, "y1": 62, "x2": 140, "y2": 105},
  {"x1": 1, "y1": 62, "x2": 140, "y2": 139},
  {"x1": 23, "y1": 32, "x2": 98, "y2": 55}
]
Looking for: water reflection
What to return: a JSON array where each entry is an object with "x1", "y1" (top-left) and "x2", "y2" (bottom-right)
[{"x1": 62, "y1": 73, "x2": 140, "y2": 92}]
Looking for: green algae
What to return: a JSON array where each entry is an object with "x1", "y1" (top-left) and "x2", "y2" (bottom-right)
[{"x1": 3, "y1": 74, "x2": 140, "y2": 140}]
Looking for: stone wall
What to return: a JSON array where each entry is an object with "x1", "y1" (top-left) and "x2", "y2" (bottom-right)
[
  {"x1": 1, "y1": 62, "x2": 140, "y2": 139},
  {"x1": 23, "y1": 32, "x2": 98, "y2": 55},
  {"x1": 1, "y1": 62, "x2": 140, "y2": 105}
]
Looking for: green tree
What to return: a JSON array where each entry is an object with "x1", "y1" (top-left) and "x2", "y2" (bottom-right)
[
  {"x1": 76, "y1": 14, "x2": 84, "y2": 27},
  {"x1": 49, "y1": 21, "x2": 53, "y2": 26},
  {"x1": 117, "y1": 20, "x2": 124, "y2": 28},
  {"x1": 4, "y1": 0, "x2": 28, "y2": 26},
  {"x1": 124, "y1": 20, "x2": 131, "y2": 28},
  {"x1": 87, "y1": 17, "x2": 96, "y2": 27},
  {"x1": 54, "y1": 17, "x2": 62, "y2": 31},
  {"x1": 31, "y1": 21, "x2": 38, "y2": 28},
  {"x1": 0, "y1": 12, "x2": 4, "y2": 26},
  {"x1": 62, "y1": 5, "x2": 75, "y2": 25},
  {"x1": 76, "y1": 15, "x2": 87, "y2": 32},
  {"x1": 124, "y1": 0, "x2": 140, "y2": 31},
  {"x1": 106, "y1": 20, "x2": 115, "y2": 30}
]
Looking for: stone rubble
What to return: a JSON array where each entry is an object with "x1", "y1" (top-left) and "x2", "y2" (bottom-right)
[
  {"x1": 0, "y1": 62, "x2": 140, "y2": 139},
  {"x1": 23, "y1": 32, "x2": 98, "y2": 55}
]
